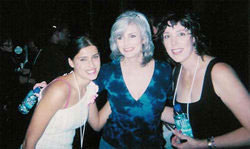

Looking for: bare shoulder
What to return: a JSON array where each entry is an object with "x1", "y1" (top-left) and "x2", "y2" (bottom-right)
[
  {"x1": 41, "y1": 80, "x2": 70, "y2": 106},
  {"x1": 211, "y1": 61, "x2": 248, "y2": 101},
  {"x1": 211, "y1": 62, "x2": 236, "y2": 80}
]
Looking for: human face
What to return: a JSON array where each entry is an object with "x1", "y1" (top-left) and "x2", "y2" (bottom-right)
[
  {"x1": 116, "y1": 24, "x2": 144, "y2": 59},
  {"x1": 69, "y1": 45, "x2": 100, "y2": 81},
  {"x1": 58, "y1": 28, "x2": 71, "y2": 46},
  {"x1": 163, "y1": 22, "x2": 195, "y2": 63},
  {"x1": 0, "y1": 39, "x2": 13, "y2": 53}
]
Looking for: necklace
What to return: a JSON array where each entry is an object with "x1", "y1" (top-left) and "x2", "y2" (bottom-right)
[
  {"x1": 73, "y1": 71, "x2": 85, "y2": 149},
  {"x1": 173, "y1": 57, "x2": 200, "y2": 120}
]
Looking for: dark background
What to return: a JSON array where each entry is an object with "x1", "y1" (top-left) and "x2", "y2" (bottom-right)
[
  {"x1": 0, "y1": 0, "x2": 248, "y2": 87},
  {"x1": 0, "y1": 0, "x2": 249, "y2": 148}
]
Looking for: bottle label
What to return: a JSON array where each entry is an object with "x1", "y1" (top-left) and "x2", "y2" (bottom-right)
[
  {"x1": 24, "y1": 95, "x2": 37, "y2": 109},
  {"x1": 18, "y1": 104, "x2": 29, "y2": 114},
  {"x1": 174, "y1": 113, "x2": 194, "y2": 138},
  {"x1": 18, "y1": 90, "x2": 38, "y2": 114}
]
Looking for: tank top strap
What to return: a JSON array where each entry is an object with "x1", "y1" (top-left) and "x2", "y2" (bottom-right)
[
  {"x1": 205, "y1": 58, "x2": 222, "y2": 77},
  {"x1": 53, "y1": 78, "x2": 72, "y2": 108},
  {"x1": 202, "y1": 57, "x2": 222, "y2": 106}
]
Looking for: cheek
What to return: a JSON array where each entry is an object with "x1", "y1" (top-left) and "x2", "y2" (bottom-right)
[
  {"x1": 116, "y1": 40, "x2": 123, "y2": 48},
  {"x1": 94, "y1": 59, "x2": 101, "y2": 67},
  {"x1": 133, "y1": 38, "x2": 142, "y2": 45},
  {"x1": 74, "y1": 62, "x2": 85, "y2": 70},
  {"x1": 185, "y1": 37, "x2": 194, "y2": 46},
  {"x1": 166, "y1": 49, "x2": 173, "y2": 57},
  {"x1": 163, "y1": 42, "x2": 170, "y2": 50}
]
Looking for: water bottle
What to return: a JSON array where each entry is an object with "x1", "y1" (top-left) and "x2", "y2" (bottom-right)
[
  {"x1": 174, "y1": 104, "x2": 194, "y2": 138},
  {"x1": 18, "y1": 87, "x2": 41, "y2": 114}
]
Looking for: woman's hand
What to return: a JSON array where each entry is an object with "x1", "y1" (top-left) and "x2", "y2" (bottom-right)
[
  {"x1": 33, "y1": 81, "x2": 47, "y2": 96},
  {"x1": 33, "y1": 81, "x2": 47, "y2": 90},
  {"x1": 171, "y1": 129, "x2": 206, "y2": 149}
]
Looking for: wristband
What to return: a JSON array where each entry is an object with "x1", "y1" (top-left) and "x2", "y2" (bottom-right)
[{"x1": 207, "y1": 136, "x2": 216, "y2": 149}]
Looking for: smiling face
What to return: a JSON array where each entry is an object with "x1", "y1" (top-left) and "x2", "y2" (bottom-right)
[
  {"x1": 163, "y1": 22, "x2": 196, "y2": 63},
  {"x1": 116, "y1": 24, "x2": 144, "y2": 59},
  {"x1": 69, "y1": 45, "x2": 100, "y2": 81}
]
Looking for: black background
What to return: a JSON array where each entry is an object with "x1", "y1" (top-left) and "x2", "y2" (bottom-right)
[
  {"x1": 1, "y1": 0, "x2": 248, "y2": 87},
  {"x1": 0, "y1": 0, "x2": 248, "y2": 148}
]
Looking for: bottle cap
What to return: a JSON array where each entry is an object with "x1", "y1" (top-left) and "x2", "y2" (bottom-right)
[
  {"x1": 174, "y1": 104, "x2": 182, "y2": 113},
  {"x1": 14, "y1": 46, "x2": 23, "y2": 54},
  {"x1": 33, "y1": 87, "x2": 41, "y2": 93}
]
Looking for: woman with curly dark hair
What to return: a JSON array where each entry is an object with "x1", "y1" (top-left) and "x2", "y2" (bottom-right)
[{"x1": 157, "y1": 11, "x2": 250, "y2": 148}]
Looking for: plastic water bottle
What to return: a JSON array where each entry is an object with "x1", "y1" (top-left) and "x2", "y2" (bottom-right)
[
  {"x1": 174, "y1": 104, "x2": 194, "y2": 138},
  {"x1": 18, "y1": 87, "x2": 41, "y2": 114}
]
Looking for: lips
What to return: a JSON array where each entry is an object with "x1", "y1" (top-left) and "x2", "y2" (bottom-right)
[
  {"x1": 87, "y1": 69, "x2": 97, "y2": 75},
  {"x1": 171, "y1": 48, "x2": 183, "y2": 55},
  {"x1": 124, "y1": 47, "x2": 134, "y2": 52}
]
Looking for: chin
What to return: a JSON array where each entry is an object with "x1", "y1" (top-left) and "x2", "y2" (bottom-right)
[
  {"x1": 170, "y1": 55, "x2": 185, "y2": 63},
  {"x1": 169, "y1": 57, "x2": 179, "y2": 63},
  {"x1": 88, "y1": 75, "x2": 98, "y2": 81}
]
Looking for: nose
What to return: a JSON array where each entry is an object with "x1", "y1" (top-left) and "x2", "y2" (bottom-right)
[
  {"x1": 170, "y1": 36, "x2": 178, "y2": 46},
  {"x1": 88, "y1": 59, "x2": 95, "y2": 68},
  {"x1": 123, "y1": 36, "x2": 130, "y2": 45}
]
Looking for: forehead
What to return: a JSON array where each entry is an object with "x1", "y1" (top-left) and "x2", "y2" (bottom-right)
[
  {"x1": 124, "y1": 23, "x2": 140, "y2": 33},
  {"x1": 164, "y1": 22, "x2": 187, "y2": 33},
  {"x1": 76, "y1": 45, "x2": 98, "y2": 57}
]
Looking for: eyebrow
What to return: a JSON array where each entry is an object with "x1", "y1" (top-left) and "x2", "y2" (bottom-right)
[
  {"x1": 176, "y1": 29, "x2": 189, "y2": 32},
  {"x1": 93, "y1": 53, "x2": 100, "y2": 56},
  {"x1": 78, "y1": 56, "x2": 88, "y2": 59},
  {"x1": 129, "y1": 31, "x2": 137, "y2": 33},
  {"x1": 78, "y1": 52, "x2": 99, "y2": 58},
  {"x1": 163, "y1": 29, "x2": 189, "y2": 34},
  {"x1": 128, "y1": 31, "x2": 138, "y2": 35}
]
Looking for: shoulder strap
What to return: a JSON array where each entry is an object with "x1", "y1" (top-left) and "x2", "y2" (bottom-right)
[
  {"x1": 53, "y1": 78, "x2": 72, "y2": 108},
  {"x1": 206, "y1": 58, "x2": 221, "y2": 74},
  {"x1": 173, "y1": 64, "x2": 181, "y2": 89},
  {"x1": 203, "y1": 58, "x2": 222, "y2": 104},
  {"x1": 205, "y1": 58, "x2": 222, "y2": 88}
]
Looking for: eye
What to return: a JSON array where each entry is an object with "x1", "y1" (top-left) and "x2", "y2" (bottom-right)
[
  {"x1": 130, "y1": 34, "x2": 136, "y2": 38},
  {"x1": 116, "y1": 35, "x2": 122, "y2": 40},
  {"x1": 93, "y1": 54, "x2": 100, "y2": 59},
  {"x1": 177, "y1": 32, "x2": 187, "y2": 37},
  {"x1": 79, "y1": 58, "x2": 87, "y2": 61},
  {"x1": 163, "y1": 34, "x2": 170, "y2": 40}
]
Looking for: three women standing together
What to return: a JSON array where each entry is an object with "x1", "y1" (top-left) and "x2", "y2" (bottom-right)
[{"x1": 22, "y1": 10, "x2": 250, "y2": 149}]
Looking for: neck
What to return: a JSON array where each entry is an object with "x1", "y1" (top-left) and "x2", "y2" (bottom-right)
[
  {"x1": 181, "y1": 54, "x2": 200, "y2": 74},
  {"x1": 122, "y1": 53, "x2": 143, "y2": 67},
  {"x1": 72, "y1": 71, "x2": 90, "y2": 91}
]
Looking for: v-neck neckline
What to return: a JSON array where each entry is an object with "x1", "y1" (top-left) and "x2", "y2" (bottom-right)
[{"x1": 119, "y1": 60, "x2": 156, "y2": 102}]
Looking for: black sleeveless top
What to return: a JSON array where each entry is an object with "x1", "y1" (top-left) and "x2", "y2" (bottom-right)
[{"x1": 173, "y1": 58, "x2": 241, "y2": 139}]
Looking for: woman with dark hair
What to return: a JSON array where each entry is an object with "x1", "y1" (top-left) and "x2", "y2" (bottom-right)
[
  {"x1": 22, "y1": 35, "x2": 101, "y2": 149},
  {"x1": 157, "y1": 11, "x2": 250, "y2": 148}
]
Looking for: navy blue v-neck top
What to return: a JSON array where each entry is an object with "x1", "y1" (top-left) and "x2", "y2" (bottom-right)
[{"x1": 95, "y1": 60, "x2": 172, "y2": 148}]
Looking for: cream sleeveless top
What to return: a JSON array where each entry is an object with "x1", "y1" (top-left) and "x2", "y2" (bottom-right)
[{"x1": 35, "y1": 81, "x2": 98, "y2": 149}]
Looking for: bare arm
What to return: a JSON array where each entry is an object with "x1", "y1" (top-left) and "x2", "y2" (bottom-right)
[
  {"x1": 209, "y1": 62, "x2": 250, "y2": 147},
  {"x1": 172, "y1": 63, "x2": 250, "y2": 148},
  {"x1": 22, "y1": 82, "x2": 68, "y2": 149},
  {"x1": 161, "y1": 106, "x2": 174, "y2": 124},
  {"x1": 88, "y1": 100, "x2": 111, "y2": 131}
]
